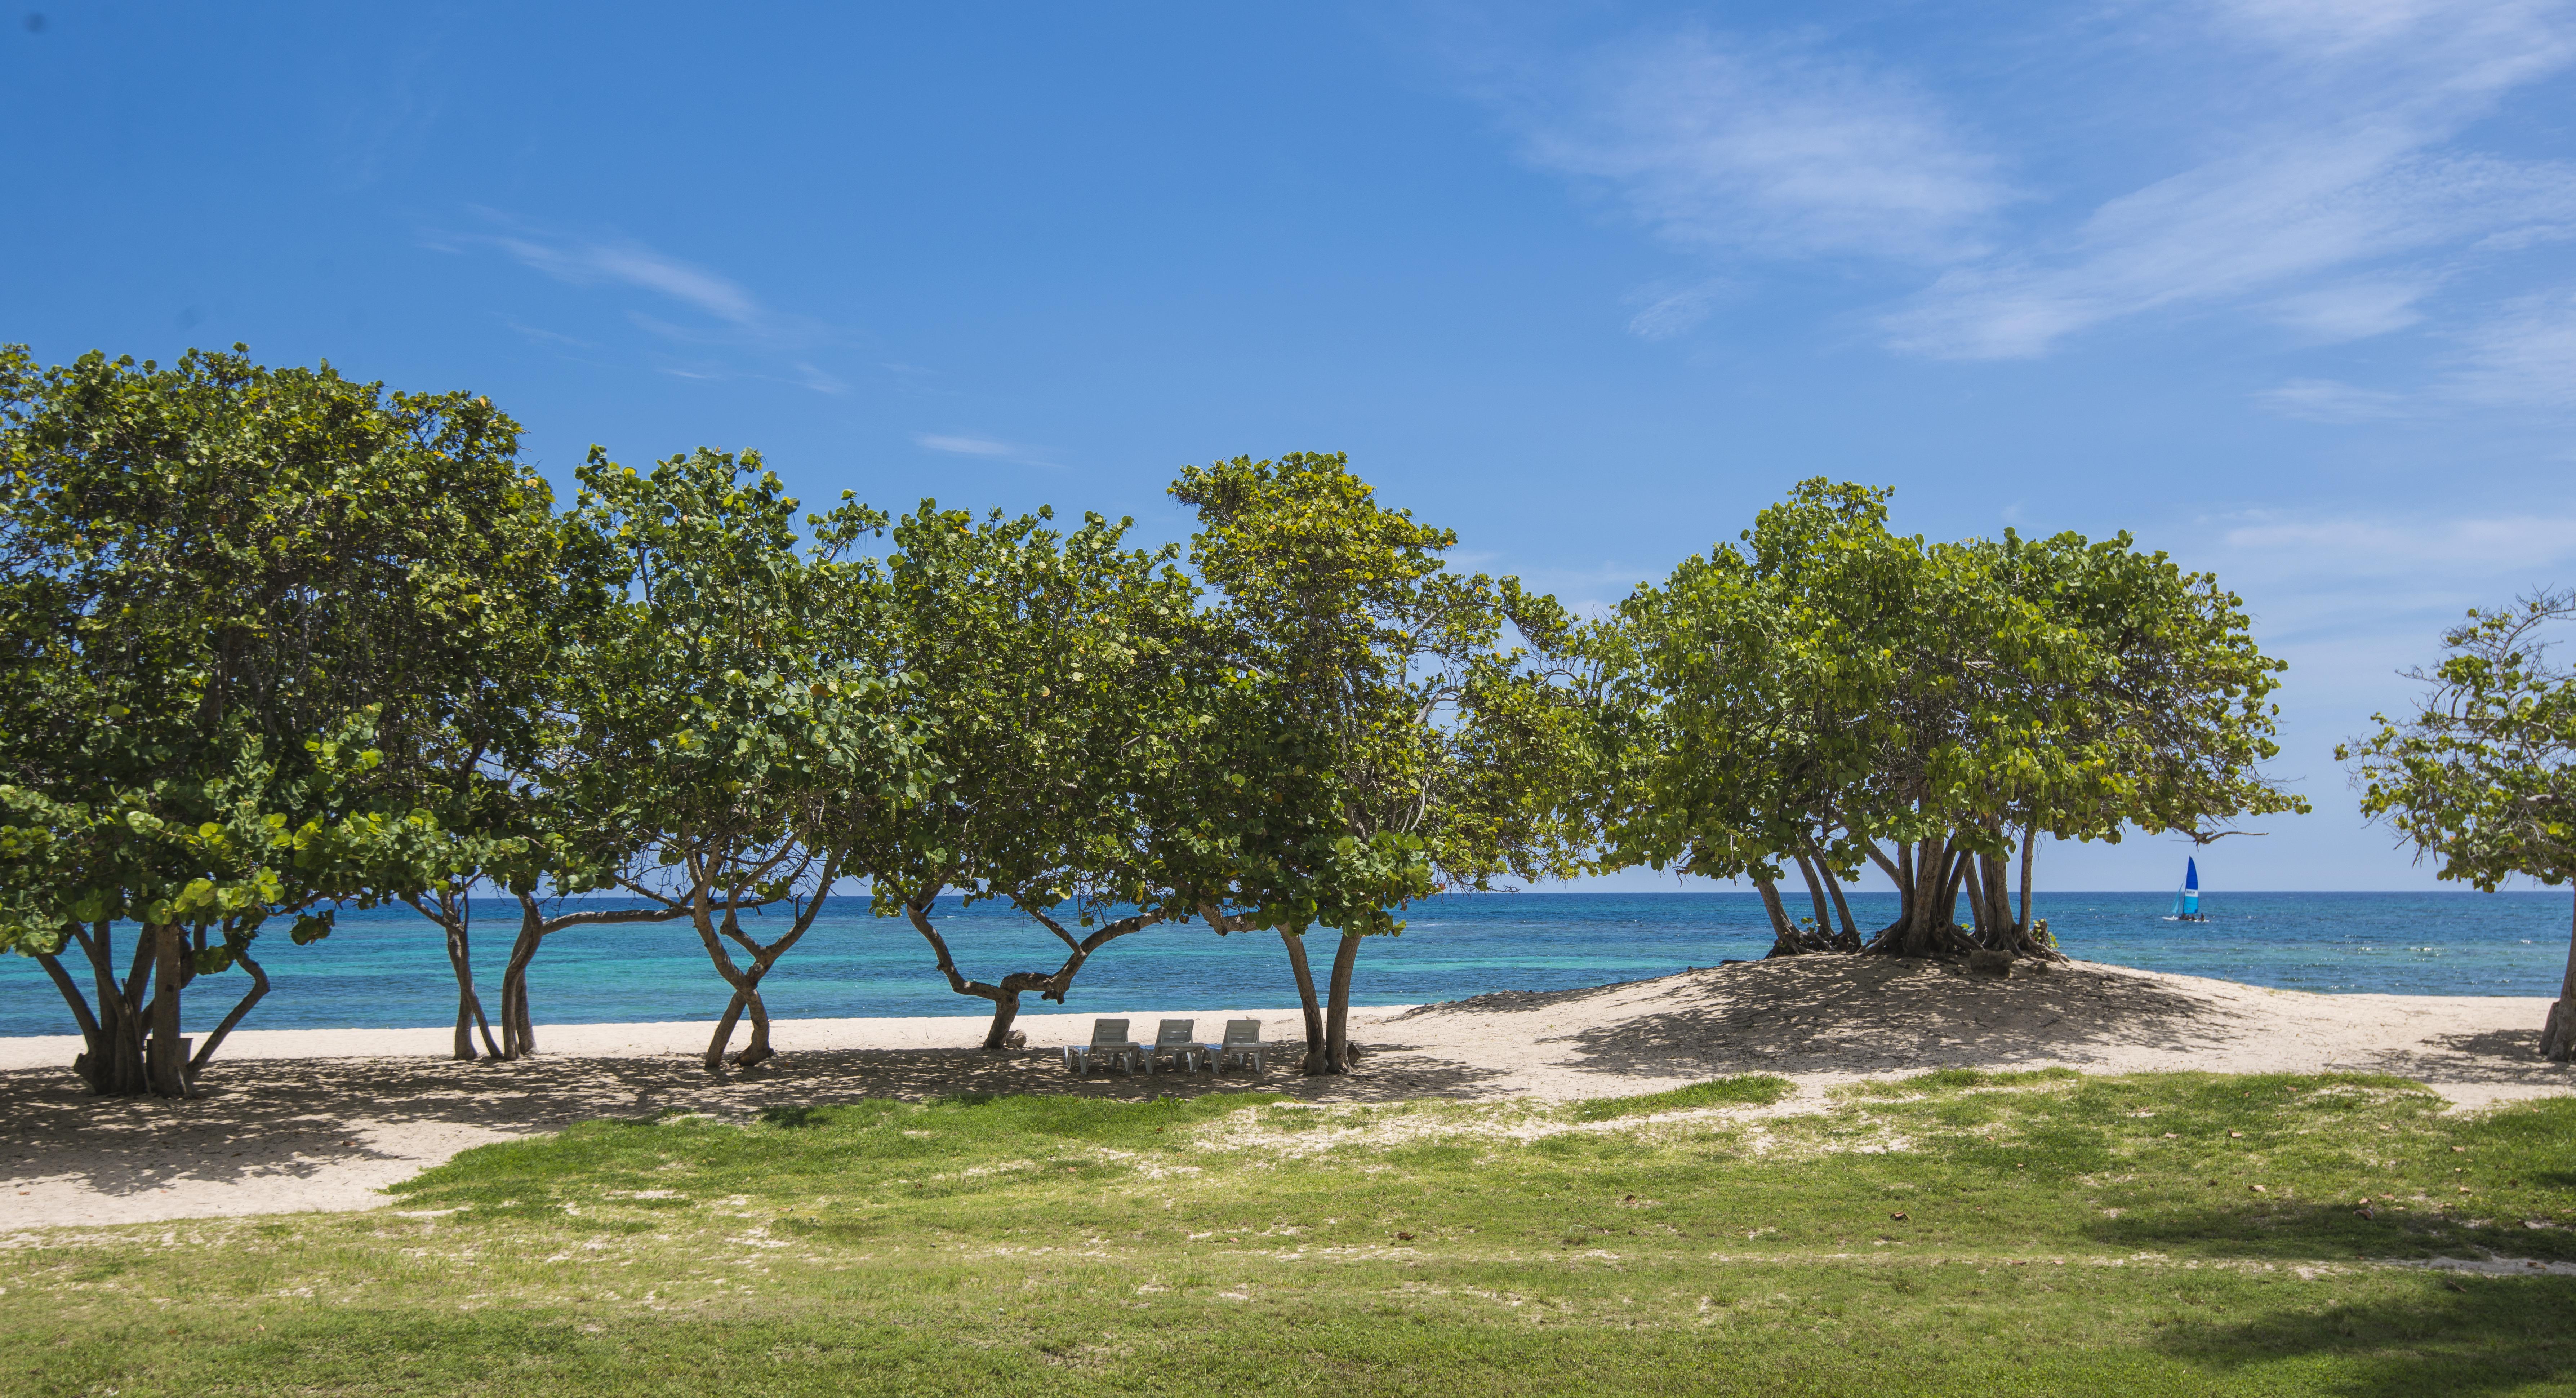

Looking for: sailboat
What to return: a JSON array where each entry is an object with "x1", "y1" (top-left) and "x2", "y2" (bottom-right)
[{"x1": 2169, "y1": 857, "x2": 2207, "y2": 922}]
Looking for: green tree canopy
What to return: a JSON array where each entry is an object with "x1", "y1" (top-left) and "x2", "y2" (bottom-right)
[
  {"x1": 2340, "y1": 589, "x2": 2576, "y2": 1060},
  {"x1": 1173, "y1": 453, "x2": 1586, "y2": 1072},
  {"x1": 844, "y1": 502, "x2": 1206, "y2": 1049},
  {"x1": 0, "y1": 344, "x2": 559, "y2": 1095},
  {"x1": 560, "y1": 446, "x2": 918, "y2": 1073},
  {"x1": 1581, "y1": 479, "x2": 2301, "y2": 962}
]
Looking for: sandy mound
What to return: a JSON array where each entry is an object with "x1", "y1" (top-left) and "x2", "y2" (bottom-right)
[
  {"x1": 3, "y1": 958, "x2": 2565, "y2": 1230},
  {"x1": 1390, "y1": 956, "x2": 2571, "y2": 1103}
]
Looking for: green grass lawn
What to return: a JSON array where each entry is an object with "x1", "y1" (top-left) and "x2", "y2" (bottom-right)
[{"x1": 6, "y1": 1069, "x2": 2573, "y2": 1395}]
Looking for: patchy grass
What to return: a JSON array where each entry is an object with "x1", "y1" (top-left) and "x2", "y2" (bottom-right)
[
  {"x1": 4, "y1": 1072, "x2": 2572, "y2": 1395},
  {"x1": 1563, "y1": 1074, "x2": 1794, "y2": 1120}
]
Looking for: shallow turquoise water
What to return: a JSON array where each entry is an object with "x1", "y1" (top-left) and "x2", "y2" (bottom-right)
[{"x1": 2, "y1": 890, "x2": 2568, "y2": 1037}]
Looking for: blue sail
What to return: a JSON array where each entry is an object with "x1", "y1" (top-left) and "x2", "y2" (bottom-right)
[{"x1": 2172, "y1": 857, "x2": 2202, "y2": 918}]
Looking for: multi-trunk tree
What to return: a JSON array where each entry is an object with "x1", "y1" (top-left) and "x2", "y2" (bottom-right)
[
  {"x1": 1581, "y1": 479, "x2": 2301, "y2": 962},
  {"x1": 0, "y1": 345, "x2": 557, "y2": 1095},
  {"x1": 2341, "y1": 589, "x2": 2576, "y2": 1061}
]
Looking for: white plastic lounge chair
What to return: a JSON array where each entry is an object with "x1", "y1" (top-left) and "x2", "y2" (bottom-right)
[
  {"x1": 1215, "y1": 1018, "x2": 1268, "y2": 1075},
  {"x1": 1065, "y1": 1019, "x2": 1145, "y2": 1077},
  {"x1": 1149, "y1": 1019, "x2": 1209, "y2": 1074}
]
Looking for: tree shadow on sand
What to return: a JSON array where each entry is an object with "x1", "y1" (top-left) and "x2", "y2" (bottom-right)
[
  {"x1": 1408, "y1": 957, "x2": 2248, "y2": 1081},
  {"x1": 0, "y1": 1040, "x2": 1506, "y2": 1199},
  {"x1": 2355, "y1": 1028, "x2": 2576, "y2": 1090}
]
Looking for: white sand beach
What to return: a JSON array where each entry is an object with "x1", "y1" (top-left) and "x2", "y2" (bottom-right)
[{"x1": 5, "y1": 957, "x2": 2569, "y2": 1231}]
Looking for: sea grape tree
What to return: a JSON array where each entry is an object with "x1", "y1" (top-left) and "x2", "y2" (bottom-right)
[
  {"x1": 2340, "y1": 589, "x2": 2576, "y2": 1060},
  {"x1": 0, "y1": 345, "x2": 558, "y2": 1095},
  {"x1": 1172, "y1": 454, "x2": 1587, "y2": 1073},
  {"x1": 561, "y1": 446, "x2": 921, "y2": 1073},
  {"x1": 1582, "y1": 479, "x2": 2300, "y2": 961},
  {"x1": 845, "y1": 502, "x2": 1207, "y2": 1049}
]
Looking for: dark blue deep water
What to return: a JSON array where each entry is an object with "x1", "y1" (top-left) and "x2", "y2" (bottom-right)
[{"x1": 4, "y1": 891, "x2": 2570, "y2": 1037}]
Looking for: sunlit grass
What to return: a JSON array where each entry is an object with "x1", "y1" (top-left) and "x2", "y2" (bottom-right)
[{"x1": 4, "y1": 1073, "x2": 2571, "y2": 1395}]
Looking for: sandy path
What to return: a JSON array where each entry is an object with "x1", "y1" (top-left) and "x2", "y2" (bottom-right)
[{"x1": 5, "y1": 958, "x2": 2568, "y2": 1230}]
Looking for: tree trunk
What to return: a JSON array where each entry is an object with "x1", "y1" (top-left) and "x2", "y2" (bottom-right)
[
  {"x1": 35, "y1": 949, "x2": 103, "y2": 1077},
  {"x1": 703, "y1": 948, "x2": 792, "y2": 1071},
  {"x1": 1967, "y1": 853, "x2": 1991, "y2": 943},
  {"x1": 189, "y1": 951, "x2": 269, "y2": 1076},
  {"x1": 146, "y1": 923, "x2": 189, "y2": 1097},
  {"x1": 2017, "y1": 826, "x2": 2037, "y2": 939},
  {"x1": 1941, "y1": 850, "x2": 1971, "y2": 932},
  {"x1": 690, "y1": 859, "x2": 837, "y2": 1073},
  {"x1": 1282, "y1": 929, "x2": 1328, "y2": 1073},
  {"x1": 1967, "y1": 830, "x2": 2065, "y2": 962},
  {"x1": 735, "y1": 978, "x2": 776, "y2": 1068},
  {"x1": 1989, "y1": 856, "x2": 2011, "y2": 936},
  {"x1": 1816, "y1": 861, "x2": 1861, "y2": 949},
  {"x1": 428, "y1": 897, "x2": 504, "y2": 1062},
  {"x1": 1754, "y1": 878, "x2": 1801, "y2": 957},
  {"x1": 1792, "y1": 854, "x2": 1837, "y2": 948},
  {"x1": 980, "y1": 987, "x2": 1027, "y2": 1051},
  {"x1": 1321, "y1": 929, "x2": 1363, "y2": 1074},
  {"x1": 904, "y1": 891, "x2": 1155, "y2": 1053},
  {"x1": 1913, "y1": 839, "x2": 1945, "y2": 951},
  {"x1": 74, "y1": 922, "x2": 148, "y2": 1095},
  {"x1": 1859, "y1": 842, "x2": 1913, "y2": 954},
  {"x1": 705, "y1": 986, "x2": 753, "y2": 1073},
  {"x1": 2542, "y1": 892, "x2": 2576, "y2": 1062},
  {"x1": 502, "y1": 897, "x2": 549, "y2": 1059},
  {"x1": 1872, "y1": 837, "x2": 1974, "y2": 959}
]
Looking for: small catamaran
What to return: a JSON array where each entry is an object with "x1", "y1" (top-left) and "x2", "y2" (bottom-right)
[{"x1": 2170, "y1": 857, "x2": 2207, "y2": 922}]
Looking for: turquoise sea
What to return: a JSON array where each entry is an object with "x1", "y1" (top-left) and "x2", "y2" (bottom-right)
[{"x1": 2, "y1": 891, "x2": 2569, "y2": 1038}]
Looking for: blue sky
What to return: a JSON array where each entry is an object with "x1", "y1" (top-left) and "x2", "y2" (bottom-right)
[{"x1": 7, "y1": 1, "x2": 2574, "y2": 892}]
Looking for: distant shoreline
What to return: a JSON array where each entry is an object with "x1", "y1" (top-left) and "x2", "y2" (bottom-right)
[{"x1": 9, "y1": 888, "x2": 2570, "y2": 1039}]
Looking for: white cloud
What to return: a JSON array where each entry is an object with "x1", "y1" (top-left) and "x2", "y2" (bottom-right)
[
  {"x1": 1473, "y1": 4, "x2": 2576, "y2": 364},
  {"x1": 497, "y1": 318, "x2": 597, "y2": 350},
  {"x1": 484, "y1": 232, "x2": 765, "y2": 327},
  {"x1": 2444, "y1": 289, "x2": 2576, "y2": 405},
  {"x1": 2267, "y1": 278, "x2": 2436, "y2": 340},
  {"x1": 434, "y1": 212, "x2": 846, "y2": 392},
  {"x1": 2252, "y1": 376, "x2": 2409, "y2": 420},
  {"x1": 1890, "y1": 146, "x2": 2576, "y2": 358},
  {"x1": 1888, "y1": 1, "x2": 2576, "y2": 357},
  {"x1": 2251, "y1": 281, "x2": 2576, "y2": 416},
  {"x1": 913, "y1": 433, "x2": 1058, "y2": 467},
  {"x1": 1623, "y1": 279, "x2": 1736, "y2": 340},
  {"x1": 1500, "y1": 27, "x2": 2012, "y2": 267},
  {"x1": 2221, "y1": 511, "x2": 2576, "y2": 575}
]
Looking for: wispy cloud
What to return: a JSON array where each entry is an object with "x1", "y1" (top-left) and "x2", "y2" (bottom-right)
[
  {"x1": 2252, "y1": 376, "x2": 2410, "y2": 420},
  {"x1": 2192, "y1": 503, "x2": 2576, "y2": 712},
  {"x1": 2221, "y1": 510, "x2": 2576, "y2": 574},
  {"x1": 913, "y1": 432, "x2": 1059, "y2": 468},
  {"x1": 1468, "y1": 3, "x2": 2576, "y2": 365},
  {"x1": 1493, "y1": 27, "x2": 2012, "y2": 269},
  {"x1": 490, "y1": 235, "x2": 765, "y2": 325},
  {"x1": 1891, "y1": 147, "x2": 2576, "y2": 358},
  {"x1": 2444, "y1": 288, "x2": 2576, "y2": 406},
  {"x1": 2266, "y1": 278, "x2": 2438, "y2": 342},
  {"x1": 2252, "y1": 281, "x2": 2576, "y2": 416},
  {"x1": 497, "y1": 317, "x2": 599, "y2": 351},
  {"x1": 1623, "y1": 278, "x2": 1738, "y2": 340},
  {"x1": 431, "y1": 212, "x2": 847, "y2": 392},
  {"x1": 1887, "y1": 0, "x2": 2576, "y2": 357}
]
